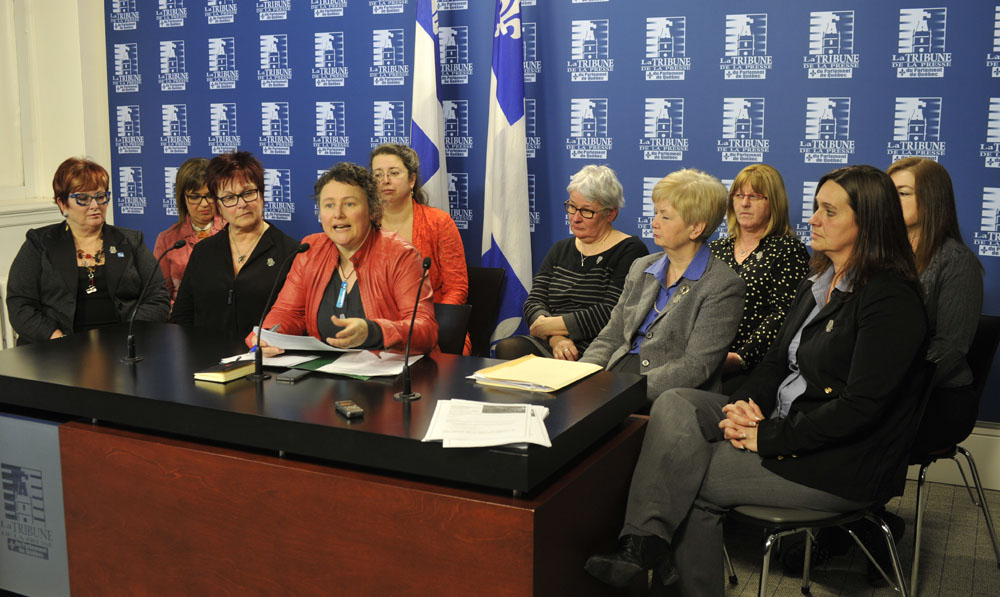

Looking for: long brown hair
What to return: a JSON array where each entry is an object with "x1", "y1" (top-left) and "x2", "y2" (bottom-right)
[
  {"x1": 369, "y1": 144, "x2": 426, "y2": 205},
  {"x1": 809, "y1": 165, "x2": 918, "y2": 290},
  {"x1": 886, "y1": 157, "x2": 966, "y2": 274},
  {"x1": 725, "y1": 163, "x2": 794, "y2": 241}
]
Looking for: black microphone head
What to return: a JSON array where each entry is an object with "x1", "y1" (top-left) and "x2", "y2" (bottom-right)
[
  {"x1": 422, "y1": 257, "x2": 431, "y2": 271},
  {"x1": 297, "y1": 243, "x2": 310, "y2": 253},
  {"x1": 172, "y1": 239, "x2": 187, "y2": 250}
]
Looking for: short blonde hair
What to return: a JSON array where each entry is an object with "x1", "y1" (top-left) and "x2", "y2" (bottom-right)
[{"x1": 651, "y1": 169, "x2": 727, "y2": 242}]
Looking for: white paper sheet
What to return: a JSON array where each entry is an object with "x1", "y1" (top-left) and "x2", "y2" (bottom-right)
[
  {"x1": 316, "y1": 351, "x2": 423, "y2": 377},
  {"x1": 422, "y1": 399, "x2": 551, "y2": 448},
  {"x1": 221, "y1": 352, "x2": 322, "y2": 367},
  {"x1": 254, "y1": 327, "x2": 360, "y2": 352}
]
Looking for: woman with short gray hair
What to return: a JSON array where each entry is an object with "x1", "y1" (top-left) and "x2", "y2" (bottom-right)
[{"x1": 494, "y1": 165, "x2": 648, "y2": 360}]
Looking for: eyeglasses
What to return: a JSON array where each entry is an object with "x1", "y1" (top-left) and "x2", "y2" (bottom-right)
[
  {"x1": 564, "y1": 200, "x2": 605, "y2": 219},
  {"x1": 68, "y1": 192, "x2": 111, "y2": 206},
  {"x1": 733, "y1": 192, "x2": 768, "y2": 203},
  {"x1": 185, "y1": 192, "x2": 215, "y2": 205},
  {"x1": 372, "y1": 168, "x2": 406, "y2": 182},
  {"x1": 218, "y1": 188, "x2": 259, "y2": 207}
]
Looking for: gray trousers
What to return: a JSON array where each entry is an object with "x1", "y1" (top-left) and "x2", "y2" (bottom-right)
[{"x1": 622, "y1": 388, "x2": 867, "y2": 596}]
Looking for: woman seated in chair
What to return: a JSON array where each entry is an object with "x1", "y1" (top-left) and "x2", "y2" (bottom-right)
[
  {"x1": 494, "y1": 165, "x2": 648, "y2": 361},
  {"x1": 584, "y1": 165, "x2": 928, "y2": 595},
  {"x1": 887, "y1": 157, "x2": 983, "y2": 455},
  {"x1": 252, "y1": 163, "x2": 437, "y2": 354},
  {"x1": 577, "y1": 168, "x2": 744, "y2": 401}
]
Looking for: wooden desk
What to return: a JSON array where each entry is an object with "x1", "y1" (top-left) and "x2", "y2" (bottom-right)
[{"x1": 0, "y1": 323, "x2": 648, "y2": 594}]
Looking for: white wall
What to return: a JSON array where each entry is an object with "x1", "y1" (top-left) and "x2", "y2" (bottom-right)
[{"x1": 0, "y1": 0, "x2": 111, "y2": 285}]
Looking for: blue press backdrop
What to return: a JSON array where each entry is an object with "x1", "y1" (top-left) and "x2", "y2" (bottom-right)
[{"x1": 104, "y1": 0, "x2": 1000, "y2": 421}]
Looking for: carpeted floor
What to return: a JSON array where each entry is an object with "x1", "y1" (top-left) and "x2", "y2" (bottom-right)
[{"x1": 723, "y1": 479, "x2": 1000, "y2": 596}]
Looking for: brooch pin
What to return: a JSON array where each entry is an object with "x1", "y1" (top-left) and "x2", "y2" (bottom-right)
[
  {"x1": 755, "y1": 252, "x2": 763, "y2": 261},
  {"x1": 267, "y1": 257, "x2": 275, "y2": 267},
  {"x1": 679, "y1": 285, "x2": 690, "y2": 295},
  {"x1": 826, "y1": 320, "x2": 834, "y2": 332},
  {"x1": 109, "y1": 246, "x2": 117, "y2": 254}
]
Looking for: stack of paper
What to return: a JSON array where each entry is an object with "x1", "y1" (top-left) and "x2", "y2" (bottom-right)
[
  {"x1": 221, "y1": 352, "x2": 321, "y2": 367},
  {"x1": 422, "y1": 399, "x2": 551, "y2": 448},
  {"x1": 470, "y1": 355, "x2": 602, "y2": 392},
  {"x1": 317, "y1": 351, "x2": 423, "y2": 377}
]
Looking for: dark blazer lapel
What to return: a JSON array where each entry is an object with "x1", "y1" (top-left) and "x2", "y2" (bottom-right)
[
  {"x1": 771, "y1": 279, "x2": 818, "y2": 354},
  {"x1": 102, "y1": 225, "x2": 129, "y2": 301},
  {"x1": 801, "y1": 287, "x2": 850, "y2": 336},
  {"x1": 52, "y1": 224, "x2": 79, "y2": 295}
]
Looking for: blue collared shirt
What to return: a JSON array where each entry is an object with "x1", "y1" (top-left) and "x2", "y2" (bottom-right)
[
  {"x1": 772, "y1": 266, "x2": 855, "y2": 417},
  {"x1": 629, "y1": 244, "x2": 711, "y2": 354}
]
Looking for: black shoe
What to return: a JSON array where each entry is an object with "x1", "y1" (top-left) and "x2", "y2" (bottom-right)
[
  {"x1": 585, "y1": 534, "x2": 676, "y2": 588},
  {"x1": 777, "y1": 528, "x2": 850, "y2": 575},
  {"x1": 860, "y1": 511, "x2": 905, "y2": 586}
]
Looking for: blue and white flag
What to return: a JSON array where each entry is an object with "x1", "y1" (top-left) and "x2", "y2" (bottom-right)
[
  {"x1": 410, "y1": 0, "x2": 449, "y2": 211},
  {"x1": 482, "y1": 0, "x2": 532, "y2": 344}
]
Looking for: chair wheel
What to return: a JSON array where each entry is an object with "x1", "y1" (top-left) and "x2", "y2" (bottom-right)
[{"x1": 728, "y1": 575, "x2": 738, "y2": 585}]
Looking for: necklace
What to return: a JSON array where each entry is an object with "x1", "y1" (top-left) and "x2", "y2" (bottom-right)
[
  {"x1": 735, "y1": 237, "x2": 759, "y2": 259},
  {"x1": 231, "y1": 226, "x2": 266, "y2": 264},
  {"x1": 578, "y1": 230, "x2": 613, "y2": 267},
  {"x1": 336, "y1": 263, "x2": 357, "y2": 309},
  {"x1": 75, "y1": 237, "x2": 105, "y2": 295},
  {"x1": 191, "y1": 219, "x2": 213, "y2": 239}
]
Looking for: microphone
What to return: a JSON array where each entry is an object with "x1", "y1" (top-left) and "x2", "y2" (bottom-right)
[
  {"x1": 122, "y1": 239, "x2": 186, "y2": 363},
  {"x1": 395, "y1": 257, "x2": 431, "y2": 402},
  {"x1": 247, "y1": 243, "x2": 310, "y2": 382}
]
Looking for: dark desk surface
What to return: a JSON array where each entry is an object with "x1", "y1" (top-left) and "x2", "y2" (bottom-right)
[{"x1": 0, "y1": 323, "x2": 645, "y2": 493}]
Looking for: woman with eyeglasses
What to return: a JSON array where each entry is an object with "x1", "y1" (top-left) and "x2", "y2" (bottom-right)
[
  {"x1": 6, "y1": 157, "x2": 170, "y2": 344},
  {"x1": 709, "y1": 164, "x2": 810, "y2": 392},
  {"x1": 153, "y1": 157, "x2": 225, "y2": 303},
  {"x1": 170, "y1": 151, "x2": 299, "y2": 349},
  {"x1": 494, "y1": 165, "x2": 648, "y2": 361},
  {"x1": 369, "y1": 144, "x2": 469, "y2": 351}
]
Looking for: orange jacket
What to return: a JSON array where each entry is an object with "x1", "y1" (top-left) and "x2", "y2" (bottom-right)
[{"x1": 261, "y1": 229, "x2": 438, "y2": 352}]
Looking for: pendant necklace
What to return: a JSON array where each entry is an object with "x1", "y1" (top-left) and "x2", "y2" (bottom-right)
[
  {"x1": 231, "y1": 226, "x2": 265, "y2": 264},
  {"x1": 336, "y1": 263, "x2": 357, "y2": 309},
  {"x1": 76, "y1": 235, "x2": 105, "y2": 295}
]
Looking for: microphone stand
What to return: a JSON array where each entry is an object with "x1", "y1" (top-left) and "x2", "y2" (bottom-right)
[
  {"x1": 122, "y1": 239, "x2": 185, "y2": 363},
  {"x1": 247, "y1": 243, "x2": 310, "y2": 382},
  {"x1": 395, "y1": 257, "x2": 431, "y2": 402}
]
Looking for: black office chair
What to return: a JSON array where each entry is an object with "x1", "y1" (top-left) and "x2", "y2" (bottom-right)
[
  {"x1": 466, "y1": 266, "x2": 505, "y2": 357},
  {"x1": 909, "y1": 314, "x2": 1000, "y2": 595},
  {"x1": 433, "y1": 303, "x2": 472, "y2": 355},
  {"x1": 727, "y1": 358, "x2": 935, "y2": 597}
]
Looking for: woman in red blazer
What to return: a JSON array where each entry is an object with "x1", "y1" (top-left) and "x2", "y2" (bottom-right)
[{"x1": 254, "y1": 163, "x2": 437, "y2": 354}]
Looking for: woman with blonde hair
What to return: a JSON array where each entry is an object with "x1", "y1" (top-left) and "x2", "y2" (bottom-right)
[{"x1": 709, "y1": 164, "x2": 810, "y2": 390}]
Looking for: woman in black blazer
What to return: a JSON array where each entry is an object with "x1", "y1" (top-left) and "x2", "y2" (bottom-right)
[
  {"x1": 585, "y1": 165, "x2": 928, "y2": 596},
  {"x1": 6, "y1": 158, "x2": 169, "y2": 344}
]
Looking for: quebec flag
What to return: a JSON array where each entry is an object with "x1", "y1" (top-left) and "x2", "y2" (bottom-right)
[
  {"x1": 410, "y1": 0, "x2": 449, "y2": 211},
  {"x1": 482, "y1": 0, "x2": 532, "y2": 344}
]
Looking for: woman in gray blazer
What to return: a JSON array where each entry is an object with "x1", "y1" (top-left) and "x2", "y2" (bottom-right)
[{"x1": 580, "y1": 168, "x2": 745, "y2": 402}]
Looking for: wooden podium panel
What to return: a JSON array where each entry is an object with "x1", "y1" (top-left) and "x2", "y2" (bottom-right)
[{"x1": 60, "y1": 417, "x2": 646, "y2": 596}]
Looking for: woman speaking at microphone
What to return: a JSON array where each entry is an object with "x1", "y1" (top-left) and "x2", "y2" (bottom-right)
[
  {"x1": 170, "y1": 151, "x2": 299, "y2": 349},
  {"x1": 252, "y1": 162, "x2": 437, "y2": 353}
]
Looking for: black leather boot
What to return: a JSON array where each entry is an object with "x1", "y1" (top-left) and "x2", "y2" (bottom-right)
[{"x1": 585, "y1": 534, "x2": 676, "y2": 588}]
